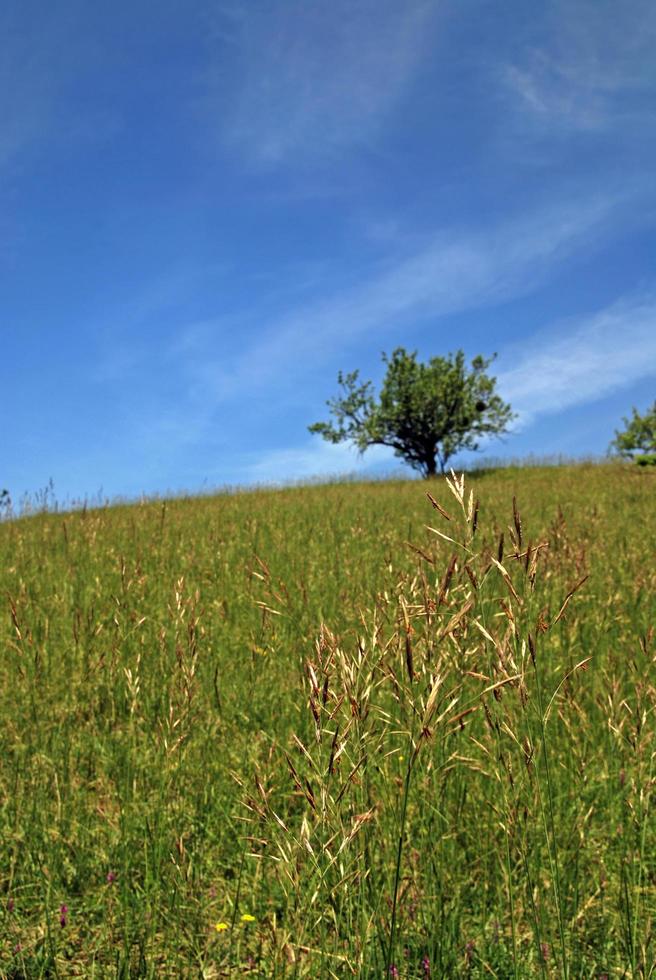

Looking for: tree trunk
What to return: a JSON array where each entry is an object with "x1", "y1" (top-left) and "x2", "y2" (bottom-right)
[{"x1": 424, "y1": 455, "x2": 438, "y2": 478}]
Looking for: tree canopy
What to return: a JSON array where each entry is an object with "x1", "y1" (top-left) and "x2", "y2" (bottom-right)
[
  {"x1": 609, "y1": 401, "x2": 656, "y2": 465},
  {"x1": 309, "y1": 348, "x2": 515, "y2": 477}
]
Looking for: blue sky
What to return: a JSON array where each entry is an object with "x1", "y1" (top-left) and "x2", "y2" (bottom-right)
[{"x1": 3, "y1": 0, "x2": 656, "y2": 504}]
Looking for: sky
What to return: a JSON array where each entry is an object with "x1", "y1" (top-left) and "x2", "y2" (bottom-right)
[{"x1": 3, "y1": 0, "x2": 656, "y2": 506}]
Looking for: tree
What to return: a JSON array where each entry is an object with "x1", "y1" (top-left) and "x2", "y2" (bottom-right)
[
  {"x1": 609, "y1": 401, "x2": 656, "y2": 465},
  {"x1": 309, "y1": 348, "x2": 515, "y2": 477}
]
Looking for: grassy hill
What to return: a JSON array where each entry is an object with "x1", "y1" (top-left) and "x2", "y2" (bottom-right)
[{"x1": 1, "y1": 463, "x2": 654, "y2": 977}]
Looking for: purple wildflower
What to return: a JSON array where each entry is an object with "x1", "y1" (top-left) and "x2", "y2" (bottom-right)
[
  {"x1": 106, "y1": 870, "x2": 117, "y2": 884},
  {"x1": 422, "y1": 954, "x2": 431, "y2": 977},
  {"x1": 389, "y1": 966, "x2": 399, "y2": 978},
  {"x1": 59, "y1": 904, "x2": 68, "y2": 928}
]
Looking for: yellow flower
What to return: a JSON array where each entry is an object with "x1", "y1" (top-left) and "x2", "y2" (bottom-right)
[
  {"x1": 240, "y1": 913, "x2": 256, "y2": 923},
  {"x1": 214, "y1": 921, "x2": 229, "y2": 932}
]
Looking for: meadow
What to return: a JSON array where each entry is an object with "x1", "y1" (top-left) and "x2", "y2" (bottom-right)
[{"x1": 0, "y1": 463, "x2": 654, "y2": 978}]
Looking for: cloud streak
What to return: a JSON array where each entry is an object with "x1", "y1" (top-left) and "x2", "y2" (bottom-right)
[
  {"x1": 188, "y1": 193, "x2": 628, "y2": 401},
  {"x1": 209, "y1": 0, "x2": 439, "y2": 165},
  {"x1": 96, "y1": 189, "x2": 651, "y2": 490},
  {"x1": 242, "y1": 439, "x2": 395, "y2": 484},
  {"x1": 502, "y1": 0, "x2": 656, "y2": 132},
  {"x1": 497, "y1": 295, "x2": 656, "y2": 421}
]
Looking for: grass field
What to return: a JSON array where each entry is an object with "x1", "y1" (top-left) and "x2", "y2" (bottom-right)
[{"x1": 1, "y1": 463, "x2": 654, "y2": 978}]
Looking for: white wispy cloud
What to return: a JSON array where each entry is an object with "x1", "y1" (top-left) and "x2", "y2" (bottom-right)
[
  {"x1": 208, "y1": 0, "x2": 439, "y2": 165},
  {"x1": 497, "y1": 295, "x2": 656, "y2": 422},
  {"x1": 242, "y1": 439, "x2": 395, "y2": 484},
  {"x1": 187, "y1": 193, "x2": 627, "y2": 401},
  {"x1": 93, "y1": 192, "x2": 652, "y2": 486},
  {"x1": 502, "y1": 0, "x2": 656, "y2": 131}
]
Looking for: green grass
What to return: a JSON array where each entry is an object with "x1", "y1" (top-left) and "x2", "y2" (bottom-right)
[{"x1": 0, "y1": 463, "x2": 655, "y2": 977}]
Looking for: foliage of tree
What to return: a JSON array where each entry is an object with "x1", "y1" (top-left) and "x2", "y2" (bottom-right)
[
  {"x1": 610, "y1": 401, "x2": 656, "y2": 465},
  {"x1": 309, "y1": 348, "x2": 515, "y2": 477}
]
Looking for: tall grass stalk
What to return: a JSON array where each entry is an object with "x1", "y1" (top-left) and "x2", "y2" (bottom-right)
[
  {"x1": 385, "y1": 730, "x2": 416, "y2": 977},
  {"x1": 531, "y1": 642, "x2": 569, "y2": 979}
]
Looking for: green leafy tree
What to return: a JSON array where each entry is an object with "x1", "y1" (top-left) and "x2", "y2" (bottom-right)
[
  {"x1": 309, "y1": 348, "x2": 515, "y2": 477},
  {"x1": 610, "y1": 401, "x2": 656, "y2": 465}
]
